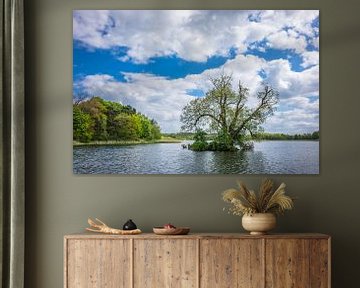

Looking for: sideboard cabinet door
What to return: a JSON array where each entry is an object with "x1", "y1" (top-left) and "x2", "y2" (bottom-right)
[
  {"x1": 66, "y1": 239, "x2": 131, "y2": 288},
  {"x1": 266, "y1": 239, "x2": 309, "y2": 288},
  {"x1": 309, "y1": 239, "x2": 330, "y2": 288},
  {"x1": 200, "y1": 239, "x2": 264, "y2": 288},
  {"x1": 133, "y1": 239, "x2": 198, "y2": 288},
  {"x1": 265, "y1": 239, "x2": 329, "y2": 288}
]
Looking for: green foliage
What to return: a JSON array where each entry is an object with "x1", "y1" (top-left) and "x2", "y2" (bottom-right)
[
  {"x1": 113, "y1": 114, "x2": 138, "y2": 140},
  {"x1": 190, "y1": 129, "x2": 240, "y2": 151},
  {"x1": 73, "y1": 97, "x2": 162, "y2": 143},
  {"x1": 193, "y1": 129, "x2": 207, "y2": 142},
  {"x1": 190, "y1": 142, "x2": 208, "y2": 151},
  {"x1": 207, "y1": 130, "x2": 237, "y2": 151},
  {"x1": 180, "y1": 74, "x2": 279, "y2": 151},
  {"x1": 150, "y1": 120, "x2": 162, "y2": 140},
  {"x1": 162, "y1": 132, "x2": 208, "y2": 140},
  {"x1": 190, "y1": 130, "x2": 209, "y2": 151},
  {"x1": 311, "y1": 131, "x2": 319, "y2": 139},
  {"x1": 252, "y1": 131, "x2": 319, "y2": 141},
  {"x1": 73, "y1": 106, "x2": 94, "y2": 143}
]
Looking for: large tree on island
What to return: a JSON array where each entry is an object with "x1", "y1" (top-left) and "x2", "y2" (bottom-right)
[{"x1": 180, "y1": 74, "x2": 279, "y2": 151}]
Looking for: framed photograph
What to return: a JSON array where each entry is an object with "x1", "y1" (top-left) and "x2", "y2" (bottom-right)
[{"x1": 73, "y1": 10, "x2": 319, "y2": 174}]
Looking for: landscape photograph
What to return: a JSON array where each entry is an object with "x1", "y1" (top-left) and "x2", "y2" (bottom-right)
[{"x1": 73, "y1": 10, "x2": 319, "y2": 174}]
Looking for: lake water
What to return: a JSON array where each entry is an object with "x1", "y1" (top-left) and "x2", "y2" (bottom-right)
[{"x1": 73, "y1": 140, "x2": 319, "y2": 174}]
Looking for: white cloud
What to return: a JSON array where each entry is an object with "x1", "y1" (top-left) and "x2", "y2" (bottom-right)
[
  {"x1": 267, "y1": 30, "x2": 308, "y2": 53},
  {"x1": 301, "y1": 51, "x2": 319, "y2": 68},
  {"x1": 264, "y1": 59, "x2": 319, "y2": 98},
  {"x1": 200, "y1": 54, "x2": 266, "y2": 92},
  {"x1": 263, "y1": 95, "x2": 319, "y2": 133},
  {"x1": 258, "y1": 10, "x2": 319, "y2": 37},
  {"x1": 73, "y1": 10, "x2": 319, "y2": 64},
  {"x1": 263, "y1": 108, "x2": 319, "y2": 134},
  {"x1": 312, "y1": 36, "x2": 319, "y2": 48},
  {"x1": 76, "y1": 54, "x2": 319, "y2": 133},
  {"x1": 73, "y1": 10, "x2": 112, "y2": 49},
  {"x1": 78, "y1": 73, "x2": 196, "y2": 132},
  {"x1": 282, "y1": 96, "x2": 319, "y2": 113}
]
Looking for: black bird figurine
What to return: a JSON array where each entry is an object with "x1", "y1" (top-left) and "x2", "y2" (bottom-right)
[{"x1": 123, "y1": 219, "x2": 137, "y2": 230}]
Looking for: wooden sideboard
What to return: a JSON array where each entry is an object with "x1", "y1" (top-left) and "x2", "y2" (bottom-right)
[{"x1": 64, "y1": 233, "x2": 330, "y2": 288}]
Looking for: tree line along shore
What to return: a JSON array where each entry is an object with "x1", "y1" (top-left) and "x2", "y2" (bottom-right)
[
  {"x1": 73, "y1": 96, "x2": 318, "y2": 147},
  {"x1": 73, "y1": 97, "x2": 162, "y2": 144},
  {"x1": 162, "y1": 131, "x2": 319, "y2": 141},
  {"x1": 73, "y1": 131, "x2": 319, "y2": 146}
]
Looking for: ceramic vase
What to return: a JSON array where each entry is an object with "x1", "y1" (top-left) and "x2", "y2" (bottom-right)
[{"x1": 242, "y1": 213, "x2": 276, "y2": 235}]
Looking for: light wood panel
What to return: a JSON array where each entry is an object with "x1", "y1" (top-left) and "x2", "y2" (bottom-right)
[
  {"x1": 66, "y1": 239, "x2": 131, "y2": 288},
  {"x1": 133, "y1": 239, "x2": 198, "y2": 288},
  {"x1": 310, "y1": 239, "x2": 330, "y2": 288},
  {"x1": 200, "y1": 239, "x2": 264, "y2": 288},
  {"x1": 265, "y1": 239, "x2": 310, "y2": 288},
  {"x1": 64, "y1": 234, "x2": 331, "y2": 288}
]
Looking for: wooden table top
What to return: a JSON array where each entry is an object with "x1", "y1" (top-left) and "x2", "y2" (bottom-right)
[{"x1": 65, "y1": 232, "x2": 330, "y2": 240}]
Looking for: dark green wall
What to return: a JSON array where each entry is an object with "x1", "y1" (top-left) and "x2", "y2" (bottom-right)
[{"x1": 24, "y1": 0, "x2": 360, "y2": 287}]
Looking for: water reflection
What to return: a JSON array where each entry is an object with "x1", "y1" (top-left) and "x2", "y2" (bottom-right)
[{"x1": 73, "y1": 140, "x2": 319, "y2": 174}]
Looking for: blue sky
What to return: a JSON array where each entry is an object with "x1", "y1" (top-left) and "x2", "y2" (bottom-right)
[
  {"x1": 73, "y1": 41, "x2": 235, "y2": 83},
  {"x1": 73, "y1": 10, "x2": 319, "y2": 133}
]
